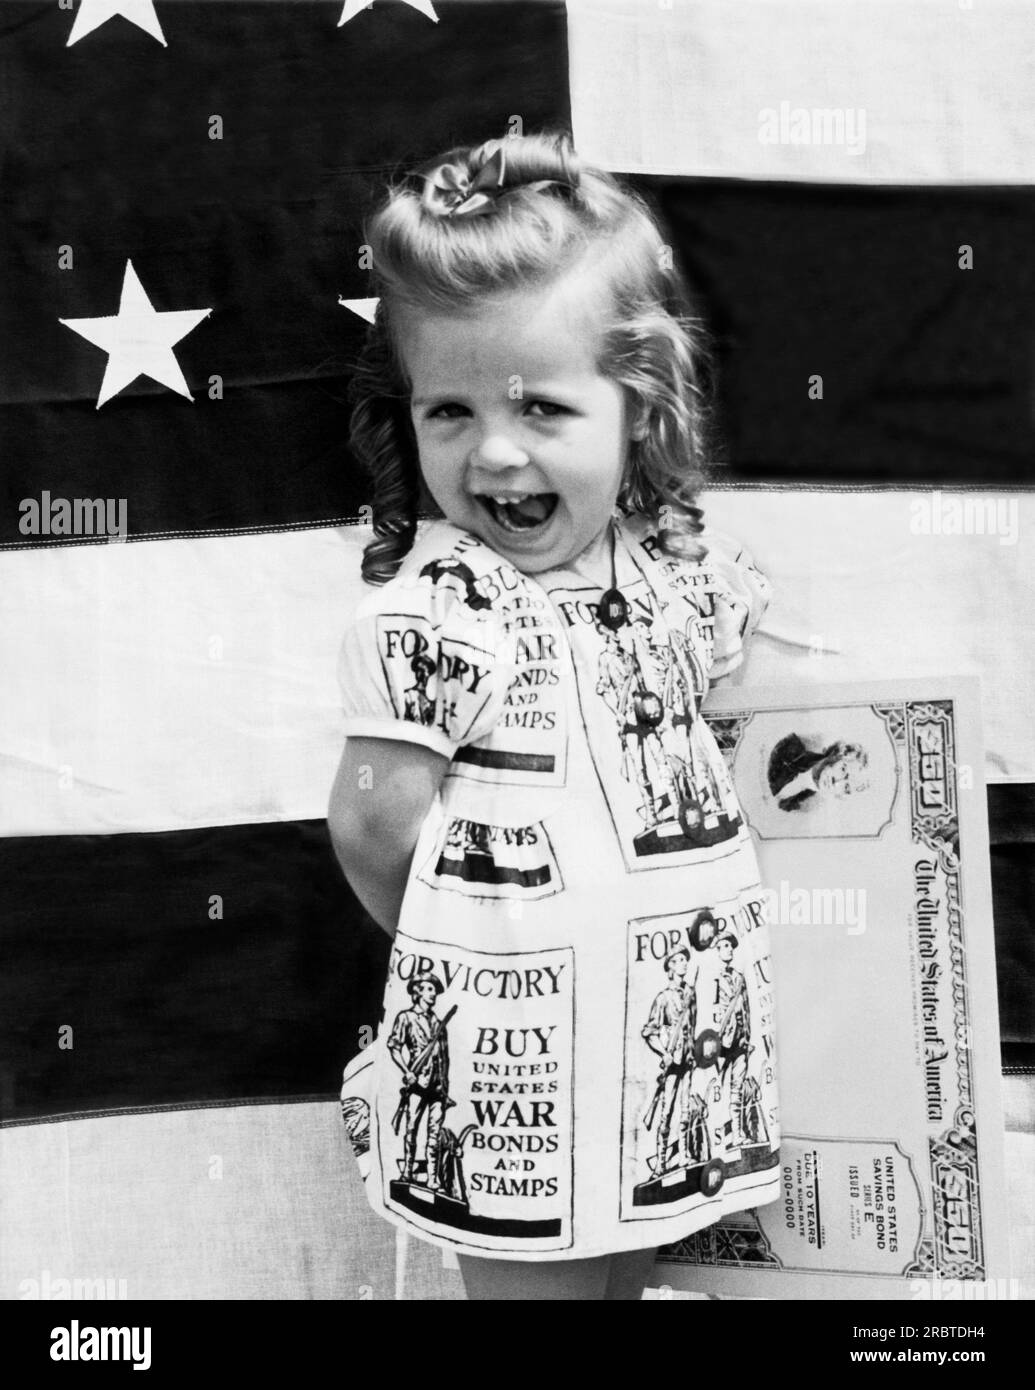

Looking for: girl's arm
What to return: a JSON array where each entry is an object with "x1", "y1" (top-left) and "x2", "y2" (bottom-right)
[{"x1": 328, "y1": 735, "x2": 450, "y2": 938}]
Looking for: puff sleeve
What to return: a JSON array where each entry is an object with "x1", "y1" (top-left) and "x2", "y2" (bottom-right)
[
  {"x1": 337, "y1": 569, "x2": 518, "y2": 760},
  {"x1": 701, "y1": 528, "x2": 774, "y2": 680}
]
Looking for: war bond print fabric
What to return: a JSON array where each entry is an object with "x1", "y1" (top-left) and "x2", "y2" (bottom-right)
[{"x1": 338, "y1": 517, "x2": 781, "y2": 1258}]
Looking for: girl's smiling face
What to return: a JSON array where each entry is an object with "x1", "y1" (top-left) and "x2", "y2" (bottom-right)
[{"x1": 399, "y1": 277, "x2": 640, "y2": 577}]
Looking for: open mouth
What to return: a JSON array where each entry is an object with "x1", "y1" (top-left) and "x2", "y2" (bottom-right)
[{"x1": 477, "y1": 493, "x2": 559, "y2": 534}]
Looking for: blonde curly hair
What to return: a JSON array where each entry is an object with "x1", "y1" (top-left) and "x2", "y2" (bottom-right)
[{"x1": 348, "y1": 131, "x2": 717, "y2": 585}]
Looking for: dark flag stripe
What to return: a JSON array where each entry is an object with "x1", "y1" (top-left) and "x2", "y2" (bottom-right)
[
  {"x1": 0, "y1": 818, "x2": 390, "y2": 1125},
  {"x1": 632, "y1": 178, "x2": 1035, "y2": 485},
  {"x1": 989, "y1": 785, "x2": 1035, "y2": 1073}
]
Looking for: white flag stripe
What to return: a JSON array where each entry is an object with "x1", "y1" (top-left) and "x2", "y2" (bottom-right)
[
  {"x1": 0, "y1": 525, "x2": 368, "y2": 838},
  {"x1": 0, "y1": 1102, "x2": 396, "y2": 1300},
  {"x1": 568, "y1": 0, "x2": 1035, "y2": 183},
  {"x1": 708, "y1": 489, "x2": 1035, "y2": 784},
  {"x1": 2, "y1": 492, "x2": 1032, "y2": 842},
  {"x1": 2, "y1": 1091, "x2": 1032, "y2": 1299}
]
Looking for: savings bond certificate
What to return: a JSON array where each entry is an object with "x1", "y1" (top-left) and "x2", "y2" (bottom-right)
[{"x1": 655, "y1": 676, "x2": 1010, "y2": 1299}]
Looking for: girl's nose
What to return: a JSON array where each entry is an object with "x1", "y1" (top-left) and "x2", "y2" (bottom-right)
[{"x1": 469, "y1": 430, "x2": 531, "y2": 471}]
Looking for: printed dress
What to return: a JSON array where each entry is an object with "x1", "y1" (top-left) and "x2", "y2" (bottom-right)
[{"x1": 337, "y1": 512, "x2": 780, "y2": 1261}]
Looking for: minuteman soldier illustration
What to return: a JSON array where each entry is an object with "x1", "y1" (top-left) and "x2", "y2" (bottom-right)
[
  {"x1": 692, "y1": 930, "x2": 770, "y2": 1151},
  {"x1": 666, "y1": 625, "x2": 734, "y2": 823},
  {"x1": 595, "y1": 617, "x2": 666, "y2": 828},
  {"x1": 641, "y1": 946, "x2": 708, "y2": 1175},
  {"x1": 388, "y1": 973, "x2": 453, "y2": 1189},
  {"x1": 386, "y1": 973, "x2": 479, "y2": 1205},
  {"x1": 595, "y1": 613, "x2": 739, "y2": 850}
]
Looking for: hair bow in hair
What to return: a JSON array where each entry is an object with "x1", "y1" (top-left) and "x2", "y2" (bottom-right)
[{"x1": 424, "y1": 142, "x2": 508, "y2": 218}]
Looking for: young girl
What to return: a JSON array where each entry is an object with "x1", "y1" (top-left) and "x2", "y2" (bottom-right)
[{"x1": 329, "y1": 132, "x2": 780, "y2": 1301}]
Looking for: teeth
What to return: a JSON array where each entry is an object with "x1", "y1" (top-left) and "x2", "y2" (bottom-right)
[{"x1": 488, "y1": 494, "x2": 531, "y2": 504}]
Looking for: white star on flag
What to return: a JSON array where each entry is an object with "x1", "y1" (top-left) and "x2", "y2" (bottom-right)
[
  {"x1": 66, "y1": 0, "x2": 167, "y2": 47},
  {"x1": 59, "y1": 260, "x2": 212, "y2": 408},
  {"x1": 338, "y1": 0, "x2": 438, "y2": 26},
  {"x1": 339, "y1": 296, "x2": 380, "y2": 324}
]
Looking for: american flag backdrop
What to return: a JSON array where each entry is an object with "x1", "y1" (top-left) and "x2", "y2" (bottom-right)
[{"x1": 1, "y1": 0, "x2": 1033, "y2": 1300}]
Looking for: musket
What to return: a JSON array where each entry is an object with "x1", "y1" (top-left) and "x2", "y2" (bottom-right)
[{"x1": 392, "y1": 1004, "x2": 457, "y2": 1134}]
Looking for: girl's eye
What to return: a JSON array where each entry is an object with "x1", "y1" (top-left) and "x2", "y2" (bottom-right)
[{"x1": 424, "y1": 401, "x2": 568, "y2": 421}]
